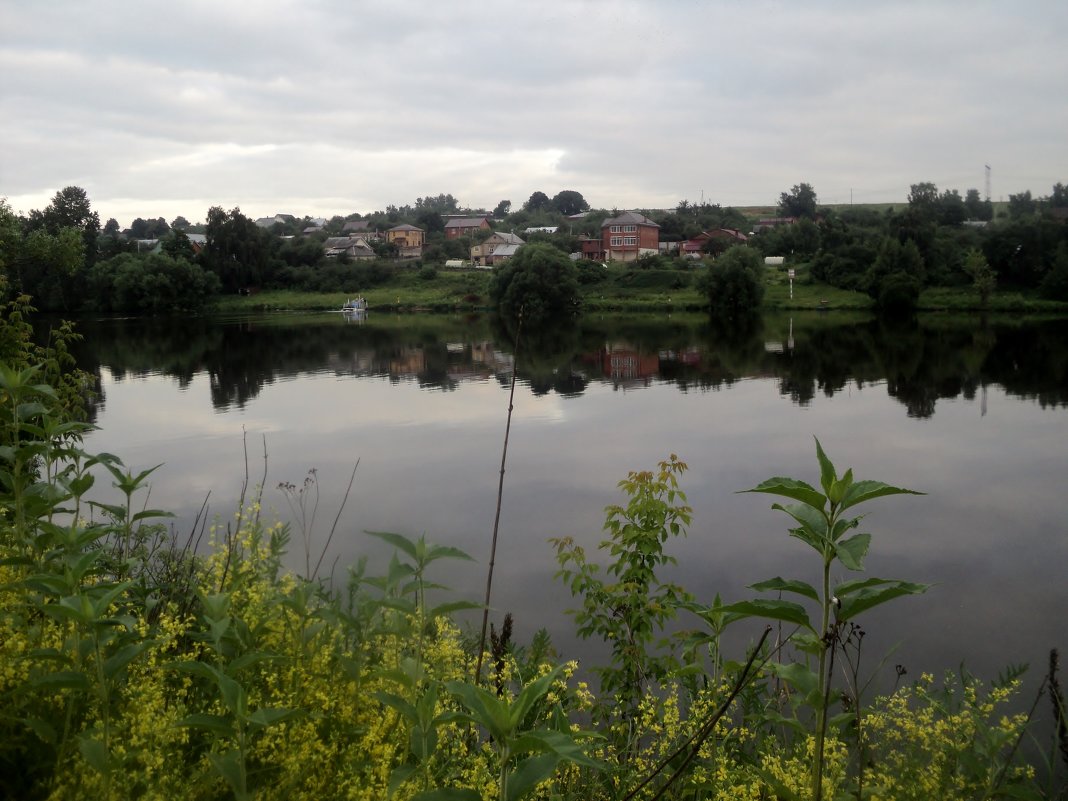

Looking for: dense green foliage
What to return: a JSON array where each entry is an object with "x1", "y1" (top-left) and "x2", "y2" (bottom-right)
[
  {"x1": 697, "y1": 245, "x2": 765, "y2": 319},
  {"x1": 488, "y1": 243, "x2": 581, "y2": 324}
]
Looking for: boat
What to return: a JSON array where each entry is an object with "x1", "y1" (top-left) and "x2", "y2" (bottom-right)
[{"x1": 341, "y1": 297, "x2": 367, "y2": 313}]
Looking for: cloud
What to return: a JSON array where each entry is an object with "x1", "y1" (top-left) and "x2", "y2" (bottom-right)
[{"x1": 2, "y1": 1, "x2": 1066, "y2": 223}]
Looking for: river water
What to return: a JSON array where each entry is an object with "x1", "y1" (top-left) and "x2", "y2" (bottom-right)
[{"x1": 66, "y1": 310, "x2": 1068, "y2": 696}]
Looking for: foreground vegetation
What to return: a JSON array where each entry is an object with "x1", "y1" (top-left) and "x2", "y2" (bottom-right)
[{"x1": 2, "y1": 299, "x2": 1066, "y2": 800}]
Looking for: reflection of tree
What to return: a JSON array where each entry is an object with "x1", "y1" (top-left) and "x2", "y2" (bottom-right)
[{"x1": 63, "y1": 312, "x2": 1068, "y2": 417}]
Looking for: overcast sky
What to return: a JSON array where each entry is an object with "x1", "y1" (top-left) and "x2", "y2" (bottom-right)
[{"x1": 2, "y1": 0, "x2": 1067, "y2": 226}]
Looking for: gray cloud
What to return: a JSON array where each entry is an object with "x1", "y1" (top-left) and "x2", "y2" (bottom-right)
[{"x1": 2, "y1": 0, "x2": 1066, "y2": 224}]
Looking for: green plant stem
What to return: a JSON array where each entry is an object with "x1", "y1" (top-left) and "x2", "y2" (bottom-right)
[{"x1": 475, "y1": 313, "x2": 522, "y2": 684}]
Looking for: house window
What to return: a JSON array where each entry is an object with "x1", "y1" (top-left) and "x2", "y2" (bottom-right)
[
  {"x1": 624, "y1": 236, "x2": 637, "y2": 246},
  {"x1": 610, "y1": 225, "x2": 621, "y2": 233},
  {"x1": 623, "y1": 225, "x2": 637, "y2": 233},
  {"x1": 610, "y1": 236, "x2": 623, "y2": 246}
]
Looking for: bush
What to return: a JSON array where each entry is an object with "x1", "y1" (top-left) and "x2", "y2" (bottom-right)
[
  {"x1": 488, "y1": 243, "x2": 581, "y2": 324},
  {"x1": 697, "y1": 245, "x2": 765, "y2": 319}
]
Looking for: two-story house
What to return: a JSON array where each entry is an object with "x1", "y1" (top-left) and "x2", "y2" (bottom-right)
[
  {"x1": 386, "y1": 224, "x2": 425, "y2": 257},
  {"x1": 444, "y1": 216, "x2": 492, "y2": 240},
  {"x1": 601, "y1": 211, "x2": 659, "y2": 262},
  {"x1": 471, "y1": 231, "x2": 524, "y2": 266}
]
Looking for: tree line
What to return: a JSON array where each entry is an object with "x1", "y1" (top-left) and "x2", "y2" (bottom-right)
[{"x1": 2, "y1": 178, "x2": 1067, "y2": 315}]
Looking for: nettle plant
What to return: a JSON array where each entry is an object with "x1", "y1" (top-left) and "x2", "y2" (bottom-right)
[{"x1": 728, "y1": 438, "x2": 927, "y2": 801}]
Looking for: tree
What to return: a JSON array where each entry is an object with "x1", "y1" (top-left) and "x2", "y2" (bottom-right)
[
  {"x1": 524, "y1": 191, "x2": 550, "y2": 213},
  {"x1": 907, "y1": 182, "x2": 939, "y2": 213},
  {"x1": 24, "y1": 185, "x2": 100, "y2": 269},
  {"x1": 26, "y1": 186, "x2": 100, "y2": 237},
  {"x1": 1051, "y1": 183, "x2": 1068, "y2": 208},
  {"x1": 778, "y1": 183, "x2": 818, "y2": 219},
  {"x1": 492, "y1": 200, "x2": 511, "y2": 218},
  {"x1": 202, "y1": 206, "x2": 274, "y2": 292},
  {"x1": 1007, "y1": 191, "x2": 1036, "y2": 219},
  {"x1": 962, "y1": 248, "x2": 996, "y2": 306},
  {"x1": 938, "y1": 189, "x2": 967, "y2": 226},
  {"x1": 171, "y1": 215, "x2": 191, "y2": 231},
  {"x1": 488, "y1": 243, "x2": 580, "y2": 324},
  {"x1": 103, "y1": 218, "x2": 121, "y2": 236},
  {"x1": 964, "y1": 189, "x2": 993, "y2": 221},
  {"x1": 697, "y1": 245, "x2": 764, "y2": 320},
  {"x1": 551, "y1": 190, "x2": 589, "y2": 217},
  {"x1": 865, "y1": 237, "x2": 924, "y2": 313}
]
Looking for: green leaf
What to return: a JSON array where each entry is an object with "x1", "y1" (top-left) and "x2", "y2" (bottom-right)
[
  {"x1": 28, "y1": 671, "x2": 90, "y2": 691},
  {"x1": 103, "y1": 641, "x2": 153, "y2": 678},
  {"x1": 839, "y1": 479, "x2": 923, "y2": 512},
  {"x1": 814, "y1": 438, "x2": 836, "y2": 496},
  {"x1": 79, "y1": 735, "x2": 109, "y2": 774},
  {"x1": 176, "y1": 713, "x2": 233, "y2": 735},
  {"x1": 445, "y1": 681, "x2": 512, "y2": 743},
  {"x1": 838, "y1": 580, "x2": 929, "y2": 621},
  {"x1": 511, "y1": 729, "x2": 604, "y2": 769},
  {"x1": 427, "y1": 600, "x2": 482, "y2": 619},
  {"x1": 769, "y1": 661, "x2": 820, "y2": 701},
  {"x1": 772, "y1": 502, "x2": 829, "y2": 541},
  {"x1": 374, "y1": 690, "x2": 418, "y2": 723},
  {"x1": 366, "y1": 530, "x2": 419, "y2": 561},
  {"x1": 246, "y1": 706, "x2": 300, "y2": 732},
  {"x1": 208, "y1": 750, "x2": 246, "y2": 797},
  {"x1": 506, "y1": 753, "x2": 560, "y2": 801},
  {"x1": 721, "y1": 598, "x2": 815, "y2": 633},
  {"x1": 742, "y1": 477, "x2": 825, "y2": 509},
  {"x1": 834, "y1": 533, "x2": 871, "y2": 571},
  {"x1": 509, "y1": 665, "x2": 564, "y2": 731},
  {"x1": 750, "y1": 577, "x2": 819, "y2": 601},
  {"x1": 23, "y1": 717, "x2": 57, "y2": 744}
]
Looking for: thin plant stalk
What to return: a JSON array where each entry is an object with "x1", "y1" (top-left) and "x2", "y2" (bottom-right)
[{"x1": 474, "y1": 312, "x2": 523, "y2": 684}]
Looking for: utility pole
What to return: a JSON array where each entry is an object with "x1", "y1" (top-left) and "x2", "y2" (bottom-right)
[{"x1": 985, "y1": 165, "x2": 991, "y2": 202}]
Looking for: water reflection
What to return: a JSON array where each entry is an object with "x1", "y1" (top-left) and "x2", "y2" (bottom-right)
[
  {"x1": 60, "y1": 309, "x2": 1068, "y2": 702},
  {"x1": 65, "y1": 311, "x2": 1068, "y2": 418}
]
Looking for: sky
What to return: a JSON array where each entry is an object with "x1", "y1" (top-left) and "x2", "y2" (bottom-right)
[{"x1": 2, "y1": 0, "x2": 1067, "y2": 227}]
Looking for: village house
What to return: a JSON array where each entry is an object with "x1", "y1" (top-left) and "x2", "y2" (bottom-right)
[
  {"x1": 679, "y1": 228, "x2": 748, "y2": 258},
  {"x1": 385, "y1": 224, "x2": 425, "y2": 257},
  {"x1": 323, "y1": 236, "x2": 375, "y2": 260},
  {"x1": 471, "y1": 231, "x2": 524, "y2": 267},
  {"x1": 342, "y1": 219, "x2": 377, "y2": 239},
  {"x1": 600, "y1": 211, "x2": 660, "y2": 262},
  {"x1": 444, "y1": 216, "x2": 492, "y2": 239}
]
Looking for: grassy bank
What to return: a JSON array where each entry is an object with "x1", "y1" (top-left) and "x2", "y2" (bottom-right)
[{"x1": 211, "y1": 266, "x2": 1067, "y2": 316}]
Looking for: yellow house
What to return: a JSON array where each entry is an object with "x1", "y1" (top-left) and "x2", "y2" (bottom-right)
[{"x1": 386, "y1": 224, "x2": 425, "y2": 257}]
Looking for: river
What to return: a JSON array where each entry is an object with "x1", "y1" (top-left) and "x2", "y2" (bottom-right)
[{"x1": 65, "y1": 310, "x2": 1068, "y2": 696}]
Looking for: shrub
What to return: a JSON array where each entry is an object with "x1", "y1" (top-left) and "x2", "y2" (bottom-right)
[{"x1": 697, "y1": 245, "x2": 765, "y2": 319}]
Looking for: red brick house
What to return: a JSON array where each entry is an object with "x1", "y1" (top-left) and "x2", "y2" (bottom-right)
[
  {"x1": 601, "y1": 211, "x2": 659, "y2": 262},
  {"x1": 680, "y1": 228, "x2": 748, "y2": 258},
  {"x1": 444, "y1": 216, "x2": 492, "y2": 239}
]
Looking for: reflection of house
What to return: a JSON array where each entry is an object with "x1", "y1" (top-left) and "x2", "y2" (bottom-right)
[
  {"x1": 323, "y1": 236, "x2": 375, "y2": 260},
  {"x1": 471, "y1": 231, "x2": 524, "y2": 266},
  {"x1": 445, "y1": 216, "x2": 492, "y2": 239},
  {"x1": 600, "y1": 211, "x2": 659, "y2": 262},
  {"x1": 386, "y1": 224, "x2": 425, "y2": 257},
  {"x1": 585, "y1": 344, "x2": 660, "y2": 388},
  {"x1": 680, "y1": 228, "x2": 748, "y2": 258}
]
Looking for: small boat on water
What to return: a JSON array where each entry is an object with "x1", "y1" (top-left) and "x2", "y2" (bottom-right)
[{"x1": 341, "y1": 297, "x2": 367, "y2": 313}]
